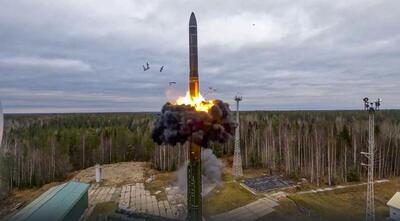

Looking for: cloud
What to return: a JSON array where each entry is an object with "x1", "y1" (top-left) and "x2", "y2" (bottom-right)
[
  {"x1": 0, "y1": 56, "x2": 92, "y2": 72},
  {"x1": 0, "y1": 0, "x2": 399, "y2": 113}
]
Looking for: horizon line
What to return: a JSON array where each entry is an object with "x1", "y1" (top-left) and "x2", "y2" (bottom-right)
[{"x1": 3, "y1": 108, "x2": 399, "y2": 115}]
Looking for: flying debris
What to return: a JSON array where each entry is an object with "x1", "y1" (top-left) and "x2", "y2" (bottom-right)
[
  {"x1": 203, "y1": 86, "x2": 217, "y2": 96},
  {"x1": 143, "y1": 62, "x2": 150, "y2": 71},
  {"x1": 155, "y1": 12, "x2": 221, "y2": 140},
  {"x1": 160, "y1": 66, "x2": 164, "y2": 72},
  {"x1": 169, "y1": 81, "x2": 176, "y2": 86},
  {"x1": 152, "y1": 13, "x2": 236, "y2": 221}
]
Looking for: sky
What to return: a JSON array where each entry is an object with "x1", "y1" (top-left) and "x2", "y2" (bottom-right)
[{"x1": 0, "y1": 0, "x2": 399, "y2": 113}]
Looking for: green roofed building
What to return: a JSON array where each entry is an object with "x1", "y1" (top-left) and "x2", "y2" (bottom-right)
[{"x1": 10, "y1": 181, "x2": 90, "y2": 221}]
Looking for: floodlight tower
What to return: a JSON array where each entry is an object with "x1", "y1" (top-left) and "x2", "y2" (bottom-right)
[
  {"x1": 361, "y1": 97, "x2": 382, "y2": 221},
  {"x1": 233, "y1": 95, "x2": 243, "y2": 178}
]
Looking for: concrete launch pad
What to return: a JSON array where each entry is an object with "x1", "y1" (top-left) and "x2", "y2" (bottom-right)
[{"x1": 243, "y1": 175, "x2": 294, "y2": 193}]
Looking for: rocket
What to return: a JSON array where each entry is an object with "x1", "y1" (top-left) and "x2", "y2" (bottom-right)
[
  {"x1": 187, "y1": 12, "x2": 203, "y2": 221},
  {"x1": 189, "y1": 12, "x2": 199, "y2": 98}
]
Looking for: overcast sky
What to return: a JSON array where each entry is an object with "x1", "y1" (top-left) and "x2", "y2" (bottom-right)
[{"x1": 0, "y1": 0, "x2": 399, "y2": 113}]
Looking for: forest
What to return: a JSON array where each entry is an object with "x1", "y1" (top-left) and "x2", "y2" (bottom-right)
[{"x1": 1, "y1": 110, "x2": 400, "y2": 192}]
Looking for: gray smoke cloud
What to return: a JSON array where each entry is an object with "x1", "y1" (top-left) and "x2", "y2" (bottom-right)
[
  {"x1": 151, "y1": 100, "x2": 236, "y2": 147},
  {"x1": 176, "y1": 148, "x2": 223, "y2": 196}
]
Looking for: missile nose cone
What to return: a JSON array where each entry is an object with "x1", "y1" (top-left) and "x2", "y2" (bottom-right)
[{"x1": 189, "y1": 12, "x2": 197, "y2": 27}]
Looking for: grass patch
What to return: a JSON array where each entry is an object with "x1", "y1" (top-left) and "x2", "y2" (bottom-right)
[
  {"x1": 258, "y1": 199, "x2": 309, "y2": 221},
  {"x1": 222, "y1": 172, "x2": 234, "y2": 182},
  {"x1": 87, "y1": 201, "x2": 117, "y2": 221},
  {"x1": 271, "y1": 179, "x2": 400, "y2": 221},
  {"x1": 242, "y1": 168, "x2": 268, "y2": 178},
  {"x1": 204, "y1": 182, "x2": 257, "y2": 216}
]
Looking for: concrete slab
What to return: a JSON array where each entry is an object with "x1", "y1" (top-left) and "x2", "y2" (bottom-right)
[
  {"x1": 158, "y1": 201, "x2": 166, "y2": 217},
  {"x1": 210, "y1": 197, "x2": 277, "y2": 221}
]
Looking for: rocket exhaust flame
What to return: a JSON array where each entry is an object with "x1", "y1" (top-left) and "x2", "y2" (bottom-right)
[
  {"x1": 151, "y1": 99, "x2": 235, "y2": 147},
  {"x1": 151, "y1": 12, "x2": 235, "y2": 221},
  {"x1": 175, "y1": 91, "x2": 214, "y2": 112},
  {"x1": 172, "y1": 12, "x2": 212, "y2": 113}
]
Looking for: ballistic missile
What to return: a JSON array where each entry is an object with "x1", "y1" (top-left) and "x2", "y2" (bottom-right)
[
  {"x1": 187, "y1": 12, "x2": 203, "y2": 221},
  {"x1": 189, "y1": 12, "x2": 199, "y2": 98}
]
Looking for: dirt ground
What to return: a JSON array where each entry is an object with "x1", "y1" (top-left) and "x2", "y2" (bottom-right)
[
  {"x1": 0, "y1": 182, "x2": 62, "y2": 219},
  {"x1": 0, "y1": 161, "x2": 155, "y2": 219},
  {"x1": 8, "y1": 158, "x2": 397, "y2": 221},
  {"x1": 73, "y1": 161, "x2": 154, "y2": 186}
]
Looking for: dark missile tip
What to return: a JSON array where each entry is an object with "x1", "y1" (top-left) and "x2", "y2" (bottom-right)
[{"x1": 189, "y1": 12, "x2": 197, "y2": 26}]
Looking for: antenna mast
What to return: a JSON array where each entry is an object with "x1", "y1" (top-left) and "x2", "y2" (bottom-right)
[
  {"x1": 361, "y1": 97, "x2": 382, "y2": 221},
  {"x1": 233, "y1": 95, "x2": 243, "y2": 178}
]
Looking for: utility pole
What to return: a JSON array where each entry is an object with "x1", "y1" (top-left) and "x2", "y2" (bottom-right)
[
  {"x1": 361, "y1": 97, "x2": 381, "y2": 221},
  {"x1": 233, "y1": 95, "x2": 243, "y2": 178},
  {"x1": 0, "y1": 100, "x2": 3, "y2": 146}
]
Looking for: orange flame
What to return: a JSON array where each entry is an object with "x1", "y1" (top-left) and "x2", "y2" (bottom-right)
[{"x1": 175, "y1": 91, "x2": 214, "y2": 112}]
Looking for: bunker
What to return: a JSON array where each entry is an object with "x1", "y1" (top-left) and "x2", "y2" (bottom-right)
[{"x1": 10, "y1": 181, "x2": 90, "y2": 221}]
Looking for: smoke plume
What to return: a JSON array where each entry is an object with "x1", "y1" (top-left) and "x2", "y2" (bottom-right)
[
  {"x1": 176, "y1": 148, "x2": 223, "y2": 196},
  {"x1": 165, "y1": 84, "x2": 181, "y2": 103},
  {"x1": 151, "y1": 99, "x2": 236, "y2": 147}
]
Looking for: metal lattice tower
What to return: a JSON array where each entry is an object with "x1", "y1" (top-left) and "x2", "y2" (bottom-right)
[
  {"x1": 361, "y1": 97, "x2": 381, "y2": 221},
  {"x1": 365, "y1": 112, "x2": 375, "y2": 221},
  {"x1": 233, "y1": 95, "x2": 243, "y2": 178}
]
